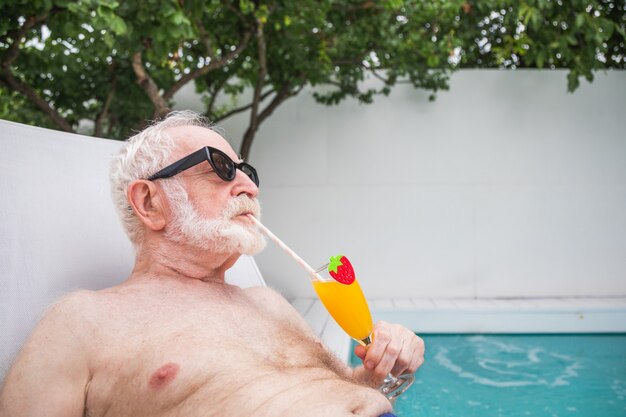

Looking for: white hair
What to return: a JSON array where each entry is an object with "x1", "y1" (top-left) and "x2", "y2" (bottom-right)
[{"x1": 109, "y1": 110, "x2": 217, "y2": 248}]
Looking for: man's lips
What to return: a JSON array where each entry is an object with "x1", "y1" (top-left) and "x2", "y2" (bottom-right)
[{"x1": 234, "y1": 211, "x2": 255, "y2": 221}]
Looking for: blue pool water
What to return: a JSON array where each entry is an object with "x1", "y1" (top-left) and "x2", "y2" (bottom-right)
[{"x1": 351, "y1": 334, "x2": 626, "y2": 417}]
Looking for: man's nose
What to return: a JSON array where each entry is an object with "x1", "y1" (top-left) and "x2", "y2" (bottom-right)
[{"x1": 231, "y1": 168, "x2": 259, "y2": 198}]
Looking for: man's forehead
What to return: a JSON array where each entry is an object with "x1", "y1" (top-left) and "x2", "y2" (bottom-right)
[{"x1": 165, "y1": 125, "x2": 236, "y2": 158}]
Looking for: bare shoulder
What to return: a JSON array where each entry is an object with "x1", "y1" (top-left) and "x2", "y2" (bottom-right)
[
  {"x1": 18, "y1": 289, "x2": 103, "y2": 356},
  {"x1": 50, "y1": 288, "x2": 99, "y2": 310},
  {"x1": 4, "y1": 289, "x2": 103, "y2": 375},
  {"x1": 42, "y1": 289, "x2": 100, "y2": 327}
]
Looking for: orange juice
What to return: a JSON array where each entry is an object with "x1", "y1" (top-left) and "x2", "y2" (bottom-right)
[{"x1": 312, "y1": 279, "x2": 373, "y2": 341}]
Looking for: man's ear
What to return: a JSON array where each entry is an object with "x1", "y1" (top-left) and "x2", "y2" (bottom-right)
[{"x1": 127, "y1": 180, "x2": 168, "y2": 231}]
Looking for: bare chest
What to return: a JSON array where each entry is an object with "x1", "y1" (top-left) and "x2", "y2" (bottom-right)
[{"x1": 84, "y1": 289, "x2": 334, "y2": 416}]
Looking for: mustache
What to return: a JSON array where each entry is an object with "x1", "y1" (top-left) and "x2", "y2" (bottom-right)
[{"x1": 223, "y1": 195, "x2": 261, "y2": 219}]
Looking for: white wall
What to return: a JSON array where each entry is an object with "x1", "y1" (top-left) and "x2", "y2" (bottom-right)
[{"x1": 176, "y1": 69, "x2": 626, "y2": 300}]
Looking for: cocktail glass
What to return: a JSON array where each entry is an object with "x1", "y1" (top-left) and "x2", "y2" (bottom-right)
[
  {"x1": 245, "y1": 215, "x2": 414, "y2": 399},
  {"x1": 311, "y1": 262, "x2": 414, "y2": 400}
]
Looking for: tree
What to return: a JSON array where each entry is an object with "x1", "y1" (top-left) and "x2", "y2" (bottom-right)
[{"x1": 1, "y1": 0, "x2": 624, "y2": 159}]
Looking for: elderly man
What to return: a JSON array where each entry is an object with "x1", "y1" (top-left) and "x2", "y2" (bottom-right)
[{"x1": 0, "y1": 111, "x2": 424, "y2": 416}]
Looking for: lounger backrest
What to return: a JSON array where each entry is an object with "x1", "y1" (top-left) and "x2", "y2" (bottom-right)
[{"x1": 0, "y1": 120, "x2": 266, "y2": 381}]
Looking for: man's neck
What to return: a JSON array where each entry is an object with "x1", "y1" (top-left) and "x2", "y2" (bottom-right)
[{"x1": 129, "y1": 238, "x2": 240, "y2": 284}]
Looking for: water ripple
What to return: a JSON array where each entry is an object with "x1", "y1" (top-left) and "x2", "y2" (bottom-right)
[{"x1": 434, "y1": 335, "x2": 581, "y2": 388}]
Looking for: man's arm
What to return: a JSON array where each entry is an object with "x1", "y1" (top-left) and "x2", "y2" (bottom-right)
[{"x1": 0, "y1": 292, "x2": 93, "y2": 416}]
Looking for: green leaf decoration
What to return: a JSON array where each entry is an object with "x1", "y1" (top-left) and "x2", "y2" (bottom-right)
[{"x1": 328, "y1": 255, "x2": 344, "y2": 274}]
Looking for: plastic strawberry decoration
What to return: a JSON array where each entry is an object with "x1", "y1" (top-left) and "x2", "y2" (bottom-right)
[{"x1": 327, "y1": 255, "x2": 355, "y2": 285}]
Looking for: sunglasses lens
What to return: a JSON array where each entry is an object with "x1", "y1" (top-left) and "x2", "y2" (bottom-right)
[
  {"x1": 211, "y1": 151, "x2": 236, "y2": 180},
  {"x1": 240, "y1": 164, "x2": 259, "y2": 186}
]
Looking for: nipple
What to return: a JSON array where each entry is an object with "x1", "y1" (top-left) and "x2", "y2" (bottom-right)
[{"x1": 149, "y1": 362, "x2": 180, "y2": 390}]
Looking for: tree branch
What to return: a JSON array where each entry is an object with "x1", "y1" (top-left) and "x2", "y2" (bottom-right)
[
  {"x1": 246, "y1": 20, "x2": 268, "y2": 144},
  {"x1": 3, "y1": 24, "x2": 31, "y2": 68},
  {"x1": 0, "y1": 72, "x2": 74, "y2": 132},
  {"x1": 162, "y1": 31, "x2": 252, "y2": 101},
  {"x1": 226, "y1": 3, "x2": 249, "y2": 25},
  {"x1": 205, "y1": 78, "x2": 228, "y2": 117},
  {"x1": 239, "y1": 81, "x2": 303, "y2": 159},
  {"x1": 332, "y1": 56, "x2": 365, "y2": 66},
  {"x1": 95, "y1": 74, "x2": 116, "y2": 137},
  {"x1": 131, "y1": 51, "x2": 170, "y2": 118},
  {"x1": 106, "y1": 114, "x2": 118, "y2": 137},
  {"x1": 1, "y1": 10, "x2": 73, "y2": 132},
  {"x1": 368, "y1": 67, "x2": 391, "y2": 84},
  {"x1": 195, "y1": 19, "x2": 215, "y2": 61},
  {"x1": 257, "y1": 83, "x2": 304, "y2": 124},
  {"x1": 2, "y1": 10, "x2": 58, "y2": 65},
  {"x1": 211, "y1": 88, "x2": 275, "y2": 123}
]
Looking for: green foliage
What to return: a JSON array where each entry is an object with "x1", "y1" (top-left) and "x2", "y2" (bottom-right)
[
  {"x1": 453, "y1": 0, "x2": 625, "y2": 91},
  {"x1": 1, "y1": 0, "x2": 624, "y2": 155}
]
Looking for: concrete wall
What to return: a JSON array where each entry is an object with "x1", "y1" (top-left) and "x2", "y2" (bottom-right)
[{"x1": 176, "y1": 69, "x2": 626, "y2": 300}]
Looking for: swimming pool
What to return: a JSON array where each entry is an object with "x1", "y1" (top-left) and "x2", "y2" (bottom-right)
[{"x1": 351, "y1": 334, "x2": 626, "y2": 417}]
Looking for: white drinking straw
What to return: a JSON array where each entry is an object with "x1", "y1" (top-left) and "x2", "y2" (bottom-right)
[{"x1": 247, "y1": 214, "x2": 322, "y2": 280}]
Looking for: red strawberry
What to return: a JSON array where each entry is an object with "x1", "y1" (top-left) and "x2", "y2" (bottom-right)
[{"x1": 327, "y1": 255, "x2": 355, "y2": 285}]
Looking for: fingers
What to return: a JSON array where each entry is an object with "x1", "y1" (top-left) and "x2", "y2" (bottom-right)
[
  {"x1": 390, "y1": 340, "x2": 411, "y2": 377},
  {"x1": 363, "y1": 322, "x2": 401, "y2": 383},
  {"x1": 411, "y1": 336, "x2": 426, "y2": 373},
  {"x1": 400, "y1": 335, "x2": 425, "y2": 375},
  {"x1": 353, "y1": 344, "x2": 367, "y2": 361},
  {"x1": 388, "y1": 331, "x2": 423, "y2": 376},
  {"x1": 360, "y1": 322, "x2": 426, "y2": 385}
]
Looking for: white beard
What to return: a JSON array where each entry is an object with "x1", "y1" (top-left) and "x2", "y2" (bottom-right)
[{"x1": 162, "y1": 180, "x2": 266, "y2": 255}]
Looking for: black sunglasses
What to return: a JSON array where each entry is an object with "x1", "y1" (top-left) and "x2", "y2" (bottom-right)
[{"x1": 147, "y1": 146, "x2": 259, "y2": 186}]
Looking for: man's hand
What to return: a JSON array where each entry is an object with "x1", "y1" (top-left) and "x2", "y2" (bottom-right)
[{"x1": 352, "y1": 321, "x2": 424, "y2": 387}]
